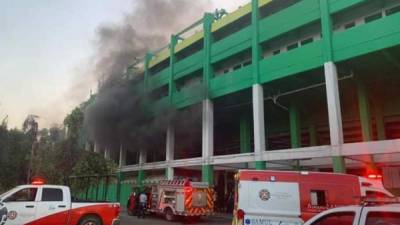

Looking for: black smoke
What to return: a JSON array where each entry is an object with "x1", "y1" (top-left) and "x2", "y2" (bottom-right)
[{"x1": 84, "y1": 0, "x2": 209, "y2": 159}]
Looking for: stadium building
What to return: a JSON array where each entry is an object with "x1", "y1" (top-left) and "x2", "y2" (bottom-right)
[{"x1": 87, "y1": 0, "x2": 400, "y2": 203}]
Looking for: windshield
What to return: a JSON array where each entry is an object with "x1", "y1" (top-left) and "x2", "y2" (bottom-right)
[{"x1": 0, "y1": 187, "x2": 19, "y2": 201}]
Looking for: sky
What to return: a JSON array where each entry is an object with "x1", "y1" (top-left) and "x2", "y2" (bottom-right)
[{"x1": 0, "y1": 0, "x2": 249, "y2": 128}]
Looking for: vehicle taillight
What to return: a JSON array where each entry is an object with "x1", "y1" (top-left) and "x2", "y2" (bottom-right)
[
  {"x1": 237, "y1": 209, "x2": 245, "y2": 220},
  {"x1": 114, "y1": 204, "x2": 120, "y2": 217}
]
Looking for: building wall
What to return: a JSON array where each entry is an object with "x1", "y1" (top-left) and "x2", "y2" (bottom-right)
[{"x1": 118, "y1": 0, "x2": 400, "y2": 185}]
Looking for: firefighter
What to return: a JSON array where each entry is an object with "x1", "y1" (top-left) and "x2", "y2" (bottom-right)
[
  {"x1": 127, "y1": 191, "x2": 137, "y2": 216},
  {"x1": 137, "y1": 191, "x2": 148, "y2": 219}
]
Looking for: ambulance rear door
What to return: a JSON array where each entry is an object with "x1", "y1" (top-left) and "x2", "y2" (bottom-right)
[{"x1": 238, "y1": 180, "x2": 302, "y2": 225}]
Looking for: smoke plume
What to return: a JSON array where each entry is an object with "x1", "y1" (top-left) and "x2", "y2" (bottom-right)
[{"x1": 84, "y1": 0, "x2": 210, "y2": 159}]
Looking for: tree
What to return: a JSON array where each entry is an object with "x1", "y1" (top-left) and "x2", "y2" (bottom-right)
[
  {"x1": 70, "y1": 151, "x2": 117, "y2": 195},
  {"x1": 22, "y1": 115, "x2": 39, "y2": 183},
  {"x1": 0, "y1": 127, "x2": 31, "y2": 191}
]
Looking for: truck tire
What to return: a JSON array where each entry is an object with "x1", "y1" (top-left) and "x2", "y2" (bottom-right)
[
  {"x1": 164, "y1": 208, "x2": 175, "y2": 221},
  {"x1": 79, "y1": 215, "x2": 102, "y2": 225}
]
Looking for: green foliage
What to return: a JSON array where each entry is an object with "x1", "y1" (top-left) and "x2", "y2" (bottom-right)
[
  {"x1": 64, "y1": 107, "x2": 84, "y2": 140},
  {"x1": 70, "y1": 151, "x2": 117, "y2": 194},
  {"x1": 0, "y1": 105, "x2": 117, "y2": 194},
  {"x1": 0, "y1": 127, "x2": 31, "y2": 192},
  {"x1": 73, "y1": 152, "x2": 117, "y2": 176}
]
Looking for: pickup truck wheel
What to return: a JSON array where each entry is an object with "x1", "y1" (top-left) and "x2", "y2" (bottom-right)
[
  {"x1": 164, "y1": 208, "x2": 175, "y2": 221},
  {"x1": 79, "y1": 215, "x2": 101, "y2": 225}
]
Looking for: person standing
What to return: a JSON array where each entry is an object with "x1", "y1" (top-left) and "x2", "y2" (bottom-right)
[{"x1": 138, "y1": 192, "x2": 148, "y2": 219}]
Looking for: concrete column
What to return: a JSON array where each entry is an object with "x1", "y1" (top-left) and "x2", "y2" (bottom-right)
[
  {"x1": 357, "y1": 81, "x2": 377, "y2": 172},
  {"x1": 252, "y1": 84, "x2": 266, "y2": 170},
  {"x1": 85, "y1": 141, "x2": 91, "y2": 151},
  {"x1": 290, "y1": 102, "x2": 301, "y2": 170},
  {"x1": 202, "y1": 99, "x2": 214, "y2": 160},
  {"x1": 104, "y1": 148, "x2": 111, "y2": 160},
  {"x1": 375, "y1": 102, "x2": 386, "y2": 140},
  {"x1": 94, "y1": 142, "x2": 100, "y2": 153},
  {"x1": 202, "y1": 99, "x2": 214, "y2": 185},
  {"x1": 119, "y1": 144, "x2": 126, "y2": 167},
  {"x1": 137, "y1": 149, "x2": 146, "y2": 190},
  {"x1": 289, "y1": 102, "x2": 301, "y2": 149},
  {"x1": 309, "y1": 124, "x2": 318, "y2": 146},
  {"x1": 139, "y1": 149, "x2": 147, "y2": 165},
  {"x1": 240, "y1": 115, "x2": 251, "y2": 154},
  {"x1": 324, "y1": 62, "x2": 346, "y2": 173},
  {"x1": 357, "y1": 82, "x2": 373, "y2": 141},
  {"x1": 166, "y1": 124, "x2": 175, "y2": 180}
]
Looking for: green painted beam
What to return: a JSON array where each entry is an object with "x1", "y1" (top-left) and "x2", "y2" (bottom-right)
[
  {"x1": 374, "y1": 92, "x2": 386, "y2": 140},
  {"x1": 203, "y1": 13, "x2": 214, "y2": 99},
  {"x1": 290, "y1": 102, "x2": 301, "y2": 148},
  {"x1": 255, "y1": 161, "x2": 266, "y2": 170},
  {"x1": 320, "y1": 0, "x2": 334, "y2": 62},
  {"x1": 252, "y1": 0, "x2": 261, "y2": 84},
  {"x1": 137, "y1": 170, "x2": 145, "y2": 191},
  {"x1": 202, "y1": 165, "x2": 214, "y2": 186},
  {"x1": 240, "y1": 115, "x2": 252, "y2": 154},
  {"x1": 290, "y1": 102, "x2": 301, "y2": 170},
  {"x1": 357, "y1": 81, "x2": 377, "y2": 172},
  {"x1": 333, "y1": 156, "x2": 347, "y2": 173},
  {"x1": 168, "y1": 35, "x2": 178, "y2": 104},
  {"x1": 116, "y1": 172, "x2": 124, "y2": 203},
  {"x1": 333, "y1": 13, "x2": 400, "y2": 62},
  {"x1": 357, "y1": 81, "x2": 372, "y2": 141}
]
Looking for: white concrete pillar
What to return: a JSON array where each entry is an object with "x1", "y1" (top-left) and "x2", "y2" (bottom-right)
[
  {"x1": 166, "y1": 124, "x2": 175, "y2": 180},
  {"x1": 119, "y1": 144, "x2": 126, "y2": 167},
  {"x1": 252, "y1": 84, "x2": 266, "y2": 161},
  {"x1": 202, "y1": 99, "x2": 214, "y2": 162},
  {"x1": 104, "y1": 148, "x2": 111, "y2": 160},
  {"x1": 139, "y1": 149, "x2": 147, "y2": 165},
  {"x1": 324, "y1": 62, "x2": 346, "y2": 172},
  {"x1": 324, "y1": 62, "x2": 344, "y2": 149},
  {"x1": 85, "y1": 141, "x2": 91, "y2": 151},
  {"x1": 94, "y1": 142, "x2": 100, "y2": 153}
]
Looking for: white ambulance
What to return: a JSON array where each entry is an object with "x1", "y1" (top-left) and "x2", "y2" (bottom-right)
[{"x1": 233, "y1": 170, "x2": 394, "y2": 225}]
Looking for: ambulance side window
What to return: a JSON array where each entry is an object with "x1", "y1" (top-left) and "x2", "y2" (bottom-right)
[
  {"x1": 310, "y1": 190, "x2": 326, "y2": 206},
  {"x1": 311, "y1": 212, "x2": 355, "y2": 225},
  {"x1": 41, "y1": 188, "x2": 63, "y2": 202},
  {"x1": 4, "y1": 188, "x2": 37, "y2": 202}
]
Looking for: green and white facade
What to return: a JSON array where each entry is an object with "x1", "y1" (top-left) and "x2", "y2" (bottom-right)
[{"x1": 106, "y1": 0, "x2": 400, "y2": 200}]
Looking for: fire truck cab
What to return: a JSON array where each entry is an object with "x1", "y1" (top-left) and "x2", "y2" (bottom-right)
[
  {"x1": 147, "y1": 179, "x2": 214, "y2": 221},
  {"x1": 233, "y1": 170, "x2": 394, "y2": 225}
]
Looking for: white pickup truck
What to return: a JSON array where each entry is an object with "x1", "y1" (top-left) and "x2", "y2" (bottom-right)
[
  {"x1": 304, "y1": 202, "x2": 400, "y2": 225},
  {"x1": 0, "y1": 183, "x2": 120, "y2": 225}
]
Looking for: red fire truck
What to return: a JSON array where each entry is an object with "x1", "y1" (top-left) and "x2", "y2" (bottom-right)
[
  {"x1": 146, "y1": 179, "x2": 214, "y2": 221},
  {"x1": 232, "y1": 170, "x2": 394, "y2": 225}
]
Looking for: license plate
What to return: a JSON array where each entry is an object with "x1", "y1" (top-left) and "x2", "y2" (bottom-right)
[{"x1": 244, "y1": 216, "x2": 302, "y2": 225}]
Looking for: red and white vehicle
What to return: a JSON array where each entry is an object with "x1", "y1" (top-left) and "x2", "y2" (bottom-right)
[
  {"x1": 304, "y1": 198, "x2": 400, "y2": 225},
  {"x1": 0, "y1": 180, "x2": 120, "y2": 225},
  {"x1": 233, "y1": 170, "x2": 394, "y2": 225},
  {"x1": 147, "y1": 179, "x2": 214, "y2": 221}
]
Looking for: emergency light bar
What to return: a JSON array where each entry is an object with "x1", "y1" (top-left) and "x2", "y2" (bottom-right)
[
  {"x1": 31, "y1": 177, "x2": 46, "y2": 185},
  {"x1": 361, "y1": 197, "x2": 400, "y2": 204}
]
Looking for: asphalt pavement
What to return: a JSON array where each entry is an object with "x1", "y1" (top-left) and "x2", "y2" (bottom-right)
[{"x1": 119, "y1": 211, "x2": 232, "y2": 225}]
